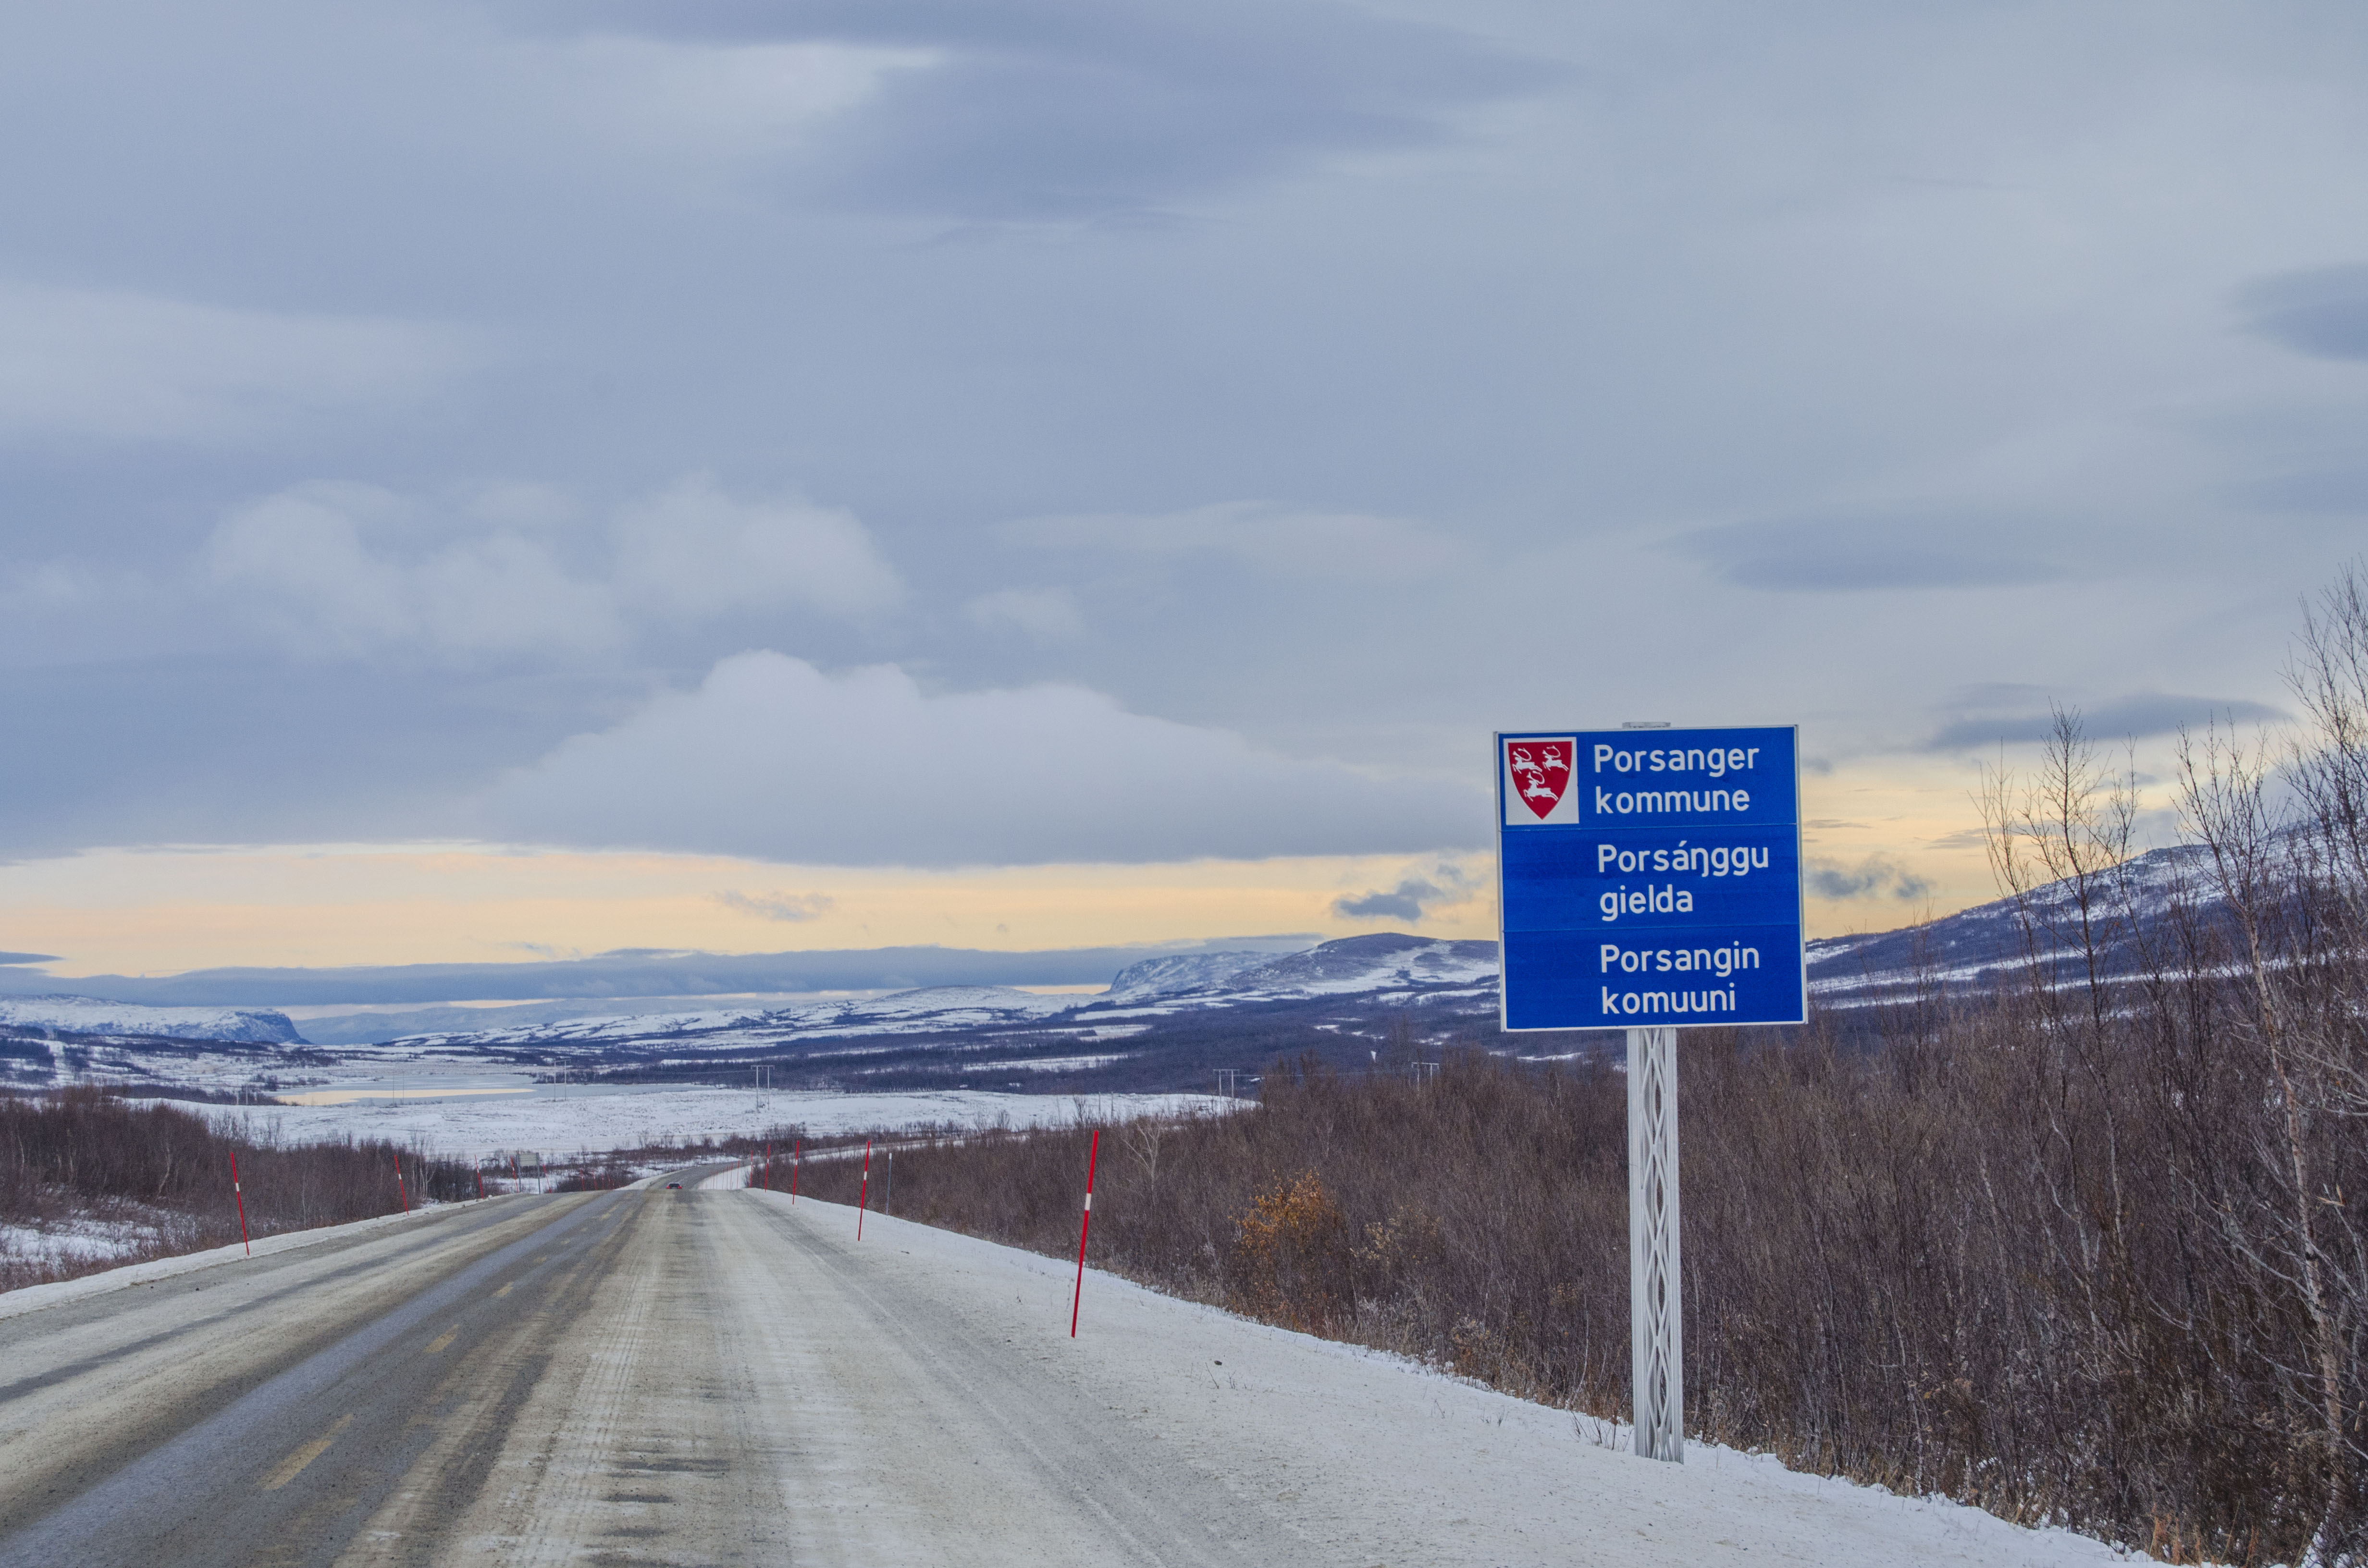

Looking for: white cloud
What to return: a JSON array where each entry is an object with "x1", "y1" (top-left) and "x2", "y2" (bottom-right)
[
  {"x1": 965, "y1": 585, "x2": 1084, "y2": 639},
  {"x1": 205, "y1": 477, "x2": 902, "y2": 659},
  {"x1": 481, "y1": 650, "x2": 1481, "y2": 865},
  {"x1": 613, "y1": 476, "x2": 902, "y2": 618},
  {"x1": 0, "y1": 280, "x2": 473, "y2": 444},
  {"x1": 1002, "y1": 502, "x2": 1465, "y2": 580},
  {"x1": 555, "y1": 38, "x2": 938, "y2": 158},
  {"x1": 206, "y1": 484, "x2": 622, "y2": 658}
]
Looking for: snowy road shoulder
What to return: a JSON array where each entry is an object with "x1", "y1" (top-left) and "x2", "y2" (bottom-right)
[{"x1": 782, "y1": 1193, "x2": 2169, "y2": 1568}]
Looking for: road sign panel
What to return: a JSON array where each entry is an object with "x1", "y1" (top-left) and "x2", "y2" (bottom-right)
[{"x1": 1495, "y1": 726, "x2": 1805, "y2": 1030}]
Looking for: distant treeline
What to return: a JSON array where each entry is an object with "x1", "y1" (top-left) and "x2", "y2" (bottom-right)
[
  {"x1": 804, "y1": 570, "x2": 2368, "y2": 1565},
  {"x1": 0, "y1": 1090, "x2": 474, "y2": 1290}
]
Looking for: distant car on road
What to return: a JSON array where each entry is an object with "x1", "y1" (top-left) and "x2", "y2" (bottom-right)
[{"x1": 665, "y1": 1182, "x2": 682, "y2": 1189}]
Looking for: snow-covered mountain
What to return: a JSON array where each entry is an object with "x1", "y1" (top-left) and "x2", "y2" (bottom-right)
[
  {"x1": 1104, "y1": 951, "x2": 1299, "y2": 1003},
  {"x1": 1806, "y1": 845, "x2": 2220, "y2": 1005},
  {"x1": 0, "y1": 994, "x2": 308, "y2": 1045},
  {"x1": 1221, "y1": 935, "x2": 1496, "y2": 999},
  {"x1": 371, "y1": 938, "x2": 1502, "y2": 1058}
]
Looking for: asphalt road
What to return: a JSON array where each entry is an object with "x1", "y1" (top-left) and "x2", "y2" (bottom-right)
[
  {"x1": 0, "y1": 1183, "x2": 1313, "y2": 1568},
  {"x1": 0, "y1": 1184, "x2": 2146, "y2": 1568}
]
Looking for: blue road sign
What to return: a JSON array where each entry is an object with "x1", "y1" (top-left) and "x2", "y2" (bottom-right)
[{"x1": 1495, "y1": 728, "x2": 1806, "y2": 1030}]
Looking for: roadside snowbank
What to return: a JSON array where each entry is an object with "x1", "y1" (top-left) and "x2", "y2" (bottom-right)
[
  {"x1": 780, "y1": 1192, "x2": 2190, "y2": 1567},
  {"x1": 0, "y1": 1200, "x2": 493, "y2": 1321}
]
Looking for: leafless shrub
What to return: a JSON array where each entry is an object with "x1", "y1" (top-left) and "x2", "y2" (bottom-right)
[{"x1": 1, "y1": 1089, "x2": 470, "y2": 1289}]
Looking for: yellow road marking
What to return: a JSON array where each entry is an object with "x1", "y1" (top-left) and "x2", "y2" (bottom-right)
[
  {"x1": 494, "y1": 1282, "x2": 515, "y2": 1298},
  {"x1": 261, "y1": 1414, "x2": 353, "y2": 1491},
  {"x1": 425, "y1": 1325, "x2": 458, "y2": 1355}
]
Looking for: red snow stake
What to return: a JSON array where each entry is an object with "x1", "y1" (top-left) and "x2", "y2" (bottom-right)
[
  {"x1": 230, "y1": 1150, "x2": 250, "y2": 1256},
  {"x1": 395, "y1": 1158, "x2": 409, "y2": 1213},
  {"x1": 1071, "y1": 1128, "x2": 1100, "y2": 1337},
  {"x1": 791, "y1": 1139, "x2": 801, "y2": 1203},
  {"x1": 856, "y1": 1140, "x2": 872, "y2": 1239},
  {"x1": 475, "y1": 1165, "x2": 484, "y2": 1200}
]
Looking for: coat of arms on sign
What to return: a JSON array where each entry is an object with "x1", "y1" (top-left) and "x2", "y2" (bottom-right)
[{"x1": 1506, "y1": 740, "x2": 1572, "y2": 820}]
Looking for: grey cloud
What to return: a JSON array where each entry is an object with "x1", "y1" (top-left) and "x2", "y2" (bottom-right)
[
  {"x1": 0, "y1": 654, "x2": 626, "y2": 861},
  {"x1": 0, "y1": 280, "x2": 476, "y2": 445},
  {"x1": 715, "y1": 889, "x2": 836, "y2": 921},
  {"x1": 1923, "y1": 692, "x2": 2287, "y2": 752},
  {"x1": 966, "y1": 585, "x2": 1084, "y2": 639},
  {"x1": 2238, "y1": 264, "x2": 2368, "y2": 361},
  {"x1": 1808, "y1": 855, "x2": 1932, "y2": 903},
  {"x1": 2234, "y1": 466, "x2": 2368, "y2": 514},
  {"x1": 1333, "y1": 879, "x2": 1440, "y2": 921},
  {"x1": 0, "y1": 953, "x2": 61, "y2": 967},
  {"x1": 1332, "y1": 860, "x2": 1476, "y2": 922},
  {"x1": 1677, "y1": 516, "x2": 2069, "y2": 592},
  {"x1": 1004, "y1": 502, "x2": 1462, "y2": 580},
  {"x1": 527, "y1": 0, "x2": 1554, "y2": 220}
]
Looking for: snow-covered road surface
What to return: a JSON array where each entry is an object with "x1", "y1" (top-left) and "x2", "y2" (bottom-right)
[{"x1": 0, "y1": 1188, "x2": 2162, "y2": 1566}]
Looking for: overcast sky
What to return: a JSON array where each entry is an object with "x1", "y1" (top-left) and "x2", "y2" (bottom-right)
[{"x1": 3, "y1": 0, "x2": 2364, "y2": 983}]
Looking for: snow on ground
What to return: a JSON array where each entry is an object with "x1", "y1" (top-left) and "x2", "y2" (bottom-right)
[
  {"x1": 0, "y1": 1219, "x2": 154, "y2": 1272},
  {"x1": 150, "y1": 1084, "x2": 1229, "y2": 1159},
  {"x1": 972, "y1": 1053, "x2": 1128, "y2": 1073},
  {"x1": 696, "y1": 1164, "x2": 754, "y2": 1190},
  {"x1": 0, "y1": 1197, "x2": 212, "y2": 1282},
  {"x1": 814, "y1": 1198, "x2": 2187, "y2": 1567}
]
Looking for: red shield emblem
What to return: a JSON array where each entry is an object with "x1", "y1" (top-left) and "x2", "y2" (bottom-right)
[{"x1": 1506, "y1": 740, "x2": 1572, "y2": 820}]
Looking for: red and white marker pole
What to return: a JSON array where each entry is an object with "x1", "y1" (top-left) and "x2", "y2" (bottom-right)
[
  {"x1": 791, "y1": 1139, "x2": 801, "y2": 1203},
  {"x1": 230, "y1": 1150, "x2": 251, "y2": 1256},
  {"x1": 475, "y1": 1164, "x2": 484, "y2": 1200},
  {"x1": 856, "y1": 1140, "x2": 873, "y2": 1239},
  {"x1": 395, "y1": 1158, "x2": 409, "y2": 1213},
  {"x1": 1071, "y1": 1128, "x2": 1100, "y2": 1337}
]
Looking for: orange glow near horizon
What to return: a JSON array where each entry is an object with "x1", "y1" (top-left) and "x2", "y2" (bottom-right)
[{"x1": 0, "y1": 750, "x2": 2159, "y2": 984}]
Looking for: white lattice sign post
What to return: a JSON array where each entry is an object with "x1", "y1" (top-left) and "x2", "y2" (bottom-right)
[{"x1": 1627, "y1": 1023, "x2": 1683, "y2": 1458}]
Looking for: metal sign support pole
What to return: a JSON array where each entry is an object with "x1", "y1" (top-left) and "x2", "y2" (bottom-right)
[{"x1": 1628, "y1": 1025, "x2": 1684, "y2": 1462}]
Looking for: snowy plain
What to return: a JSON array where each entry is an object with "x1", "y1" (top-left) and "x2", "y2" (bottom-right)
[{"x1": 154, "y1": 1079, "x2": 1230, "y2": 1159}]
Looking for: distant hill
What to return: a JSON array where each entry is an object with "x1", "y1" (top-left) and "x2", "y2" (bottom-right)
[
  {"x1": 1807, "y1": 845, "x2": 2220, "y2": 1008},
  {"x1": 0, "y1": 995, "x2": 308, "y2": 1045}
]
